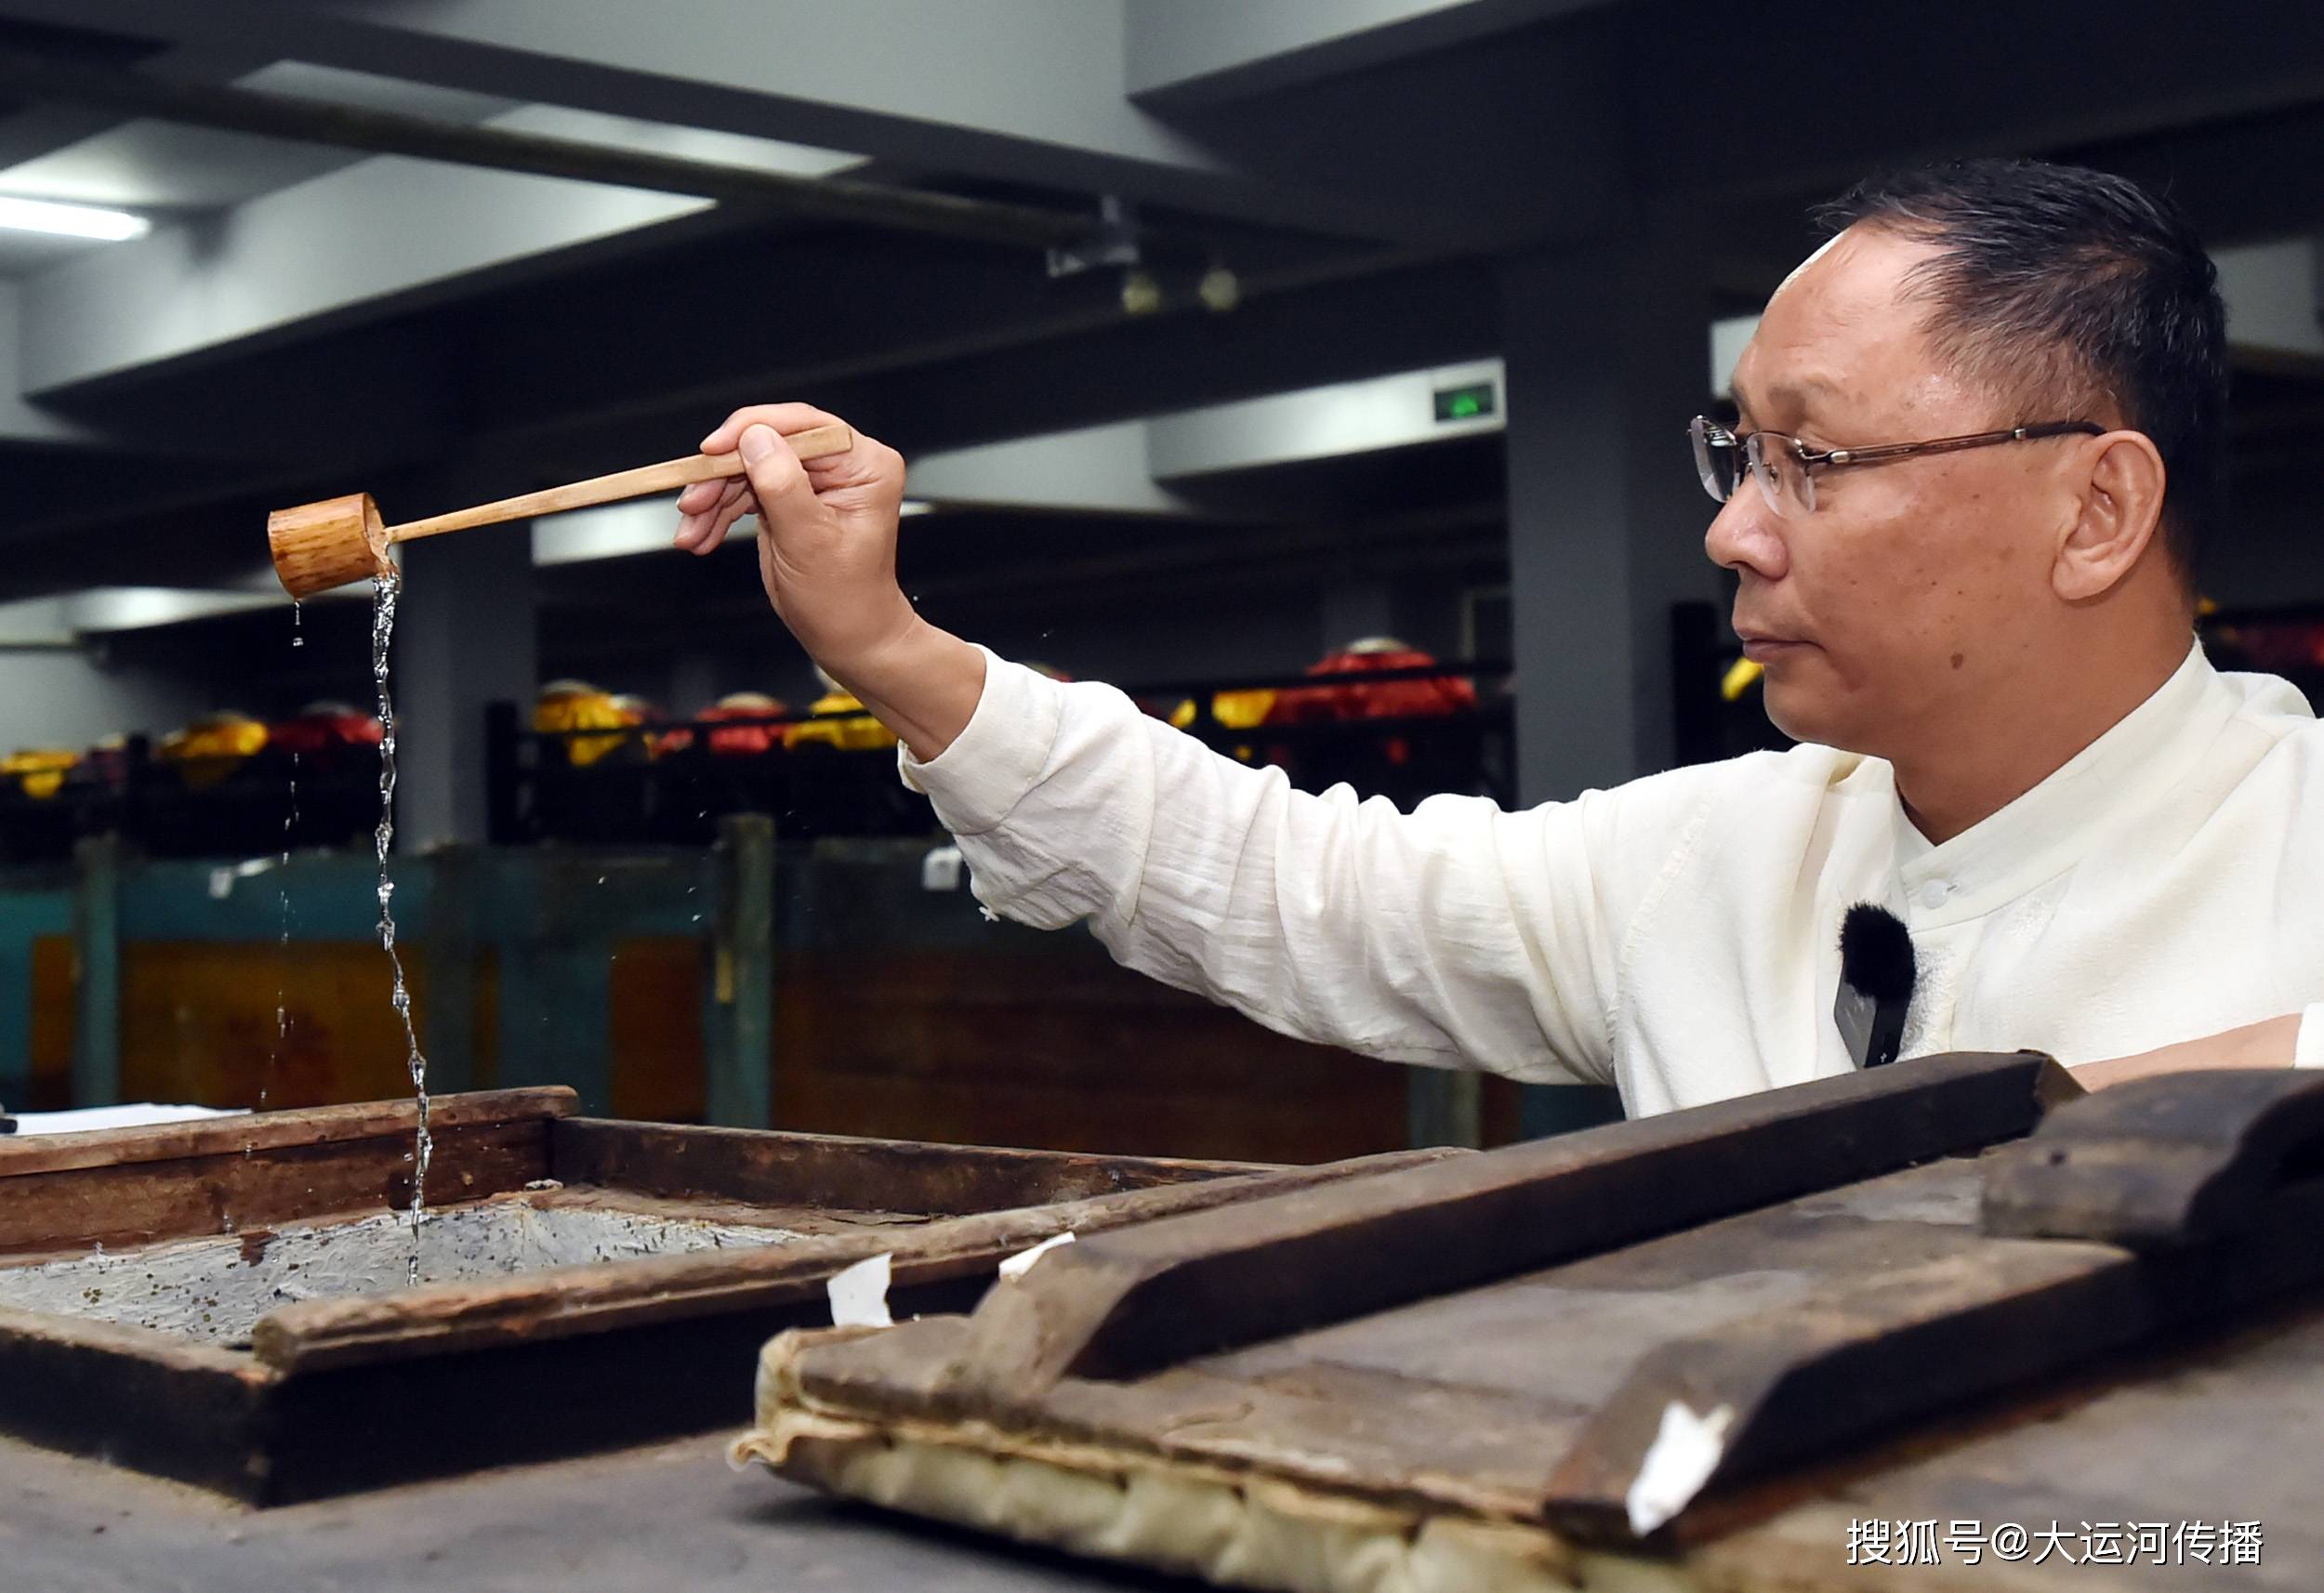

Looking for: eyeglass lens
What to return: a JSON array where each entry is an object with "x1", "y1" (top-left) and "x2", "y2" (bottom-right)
[
  {"x1": 1688, "y1": 417, "x2": 1813, "y2": 518},
  {"x1": 1746, "y1": 433, "x2": 1814, "y2": 516},
  {"x1": 1691, "y1": 416, "x2": 1741, "y2": 503}
]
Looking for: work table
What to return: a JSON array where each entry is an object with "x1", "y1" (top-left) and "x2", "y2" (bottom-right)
[{"x1": 8, "y1": 1284, "x2": 2318, "y2": 1592}]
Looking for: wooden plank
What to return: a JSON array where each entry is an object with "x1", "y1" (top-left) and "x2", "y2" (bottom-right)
[
  {"x1": 0, "y1": 1303, "x2": 271, "y2": 1501},
  {"x1": 0, "y1": 1086, "x2": 573, "y2": 1177},
  {"x1": 764, "y1": 1138, "x2": 2324, "y2": 1574},
  {"x1": 1688, "y1": 1294, "x2": 2324, "y2": 1591},
  {"x1": 249, "y1": 1149, "x2": 1456, "y2": 1374},
  {"x1": 776, "y1": 1070, "x2": 2324, "y2": 1552},
  {"x1": 946, "y1": 1050, "x2": 2077, "y2": 1394},
  {"x1": 0, "y1": 1117, "x2": 554, "y2": 1254},
  {"x1": 548, "y1": 1117, "x2": 1273, "y2": 1217},
  {"x1": 1539, "y1": 1243, "x2": 2136, "y2": 1543},
  {"x1": 775, "y1": 1159, "x2": 2016, "y2": 1522},
  {"x1": 1983, "y1": 1066, "x2": 2324, "y2": 1247}
]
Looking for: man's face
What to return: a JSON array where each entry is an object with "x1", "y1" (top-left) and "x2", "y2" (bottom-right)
[{"x1": 1708, "y1": 225, "x2": 2083, "y2": 756}]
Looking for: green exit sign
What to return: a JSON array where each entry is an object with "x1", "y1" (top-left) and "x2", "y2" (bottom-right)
[{"x1": 1433, "y1": 381, "x2": 1497, "y2": 423}]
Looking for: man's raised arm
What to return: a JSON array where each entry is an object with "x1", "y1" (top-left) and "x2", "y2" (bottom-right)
[
  {"x1": 675, "y1": 404, "x2": 985, "y2": 760},
  {"x1": 673, "y1": 404, "x2": 1644, "y2": 1085}
]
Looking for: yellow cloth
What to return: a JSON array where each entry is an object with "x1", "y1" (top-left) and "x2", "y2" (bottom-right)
[
  {"x1": 158, "y1": 718, "x2": 268, "y2": 790},
  {"x1": 1168, "y1": 689, "x2": 1276, "y2": 732},
  {"x1": 786, "y1": 691, "x2": 898, "y2": 752},
  {"x1": 738, "y1": 1329, "x2": 1586, "y2": 1593},
  {"x1": 535, "y1": 690, "x2": 634, "y2": 767},
  {"x1": 1, "y1": 748, "x2": 77, "y2": 800}
]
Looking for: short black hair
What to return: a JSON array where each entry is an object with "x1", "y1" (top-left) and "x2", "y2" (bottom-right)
[{"x1": 1815, "y1": 159, "x2": 2227, "y2": 583}]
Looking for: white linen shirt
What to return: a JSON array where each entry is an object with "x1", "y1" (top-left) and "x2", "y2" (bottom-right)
[{"x1": 902, "y1": 640, "x2": 2324, "y2": 1115}]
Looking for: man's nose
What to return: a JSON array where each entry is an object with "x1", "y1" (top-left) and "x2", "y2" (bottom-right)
[{"x1": 1703, "y1": 489, "x2": 1789, "y2": 581}]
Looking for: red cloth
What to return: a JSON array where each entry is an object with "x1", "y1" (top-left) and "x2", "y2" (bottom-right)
[
  {"x1": 269, "y1": 711, "x2": 383, "y2": 755},
  {"x1": 1264, "y1": 649, "x2": 1478, "y2": 725},
  {"x1": 686, "y1": 700, "x2": 788, "y2": 757}
]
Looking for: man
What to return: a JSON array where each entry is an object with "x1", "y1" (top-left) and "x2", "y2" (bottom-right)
[{"x1": 672, "y1": 159, "x2": 2322, "y2": 1114}]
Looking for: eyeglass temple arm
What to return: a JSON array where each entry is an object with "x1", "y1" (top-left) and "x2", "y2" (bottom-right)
[{"x1": 1816, "y1": 421, "x2": 2106, "y2": 467}]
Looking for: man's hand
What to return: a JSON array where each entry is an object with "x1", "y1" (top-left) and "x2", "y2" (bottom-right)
[
  {"x1": 2072, "y1": 1012, "x2": 2303, "y2": 1089},
  {"x1": 673, "y1": 403, "x2": 912, "y2": 668},
  {"x1": 673, "y1": 403, "x2": 984, "y2": 759}
]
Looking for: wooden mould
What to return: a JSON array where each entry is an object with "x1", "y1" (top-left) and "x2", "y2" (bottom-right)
[
  {"x1": 0, "y1": 1088, "x2": 1449, "y2": 1504},
  {"x1": 746, "y1": 1053, "x2": 2324, "y2": 1589}
]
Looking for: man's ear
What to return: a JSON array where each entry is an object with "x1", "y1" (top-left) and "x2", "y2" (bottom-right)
[{"x1": 2053, "y1": 431, "x2": 2168, "y2": 601}]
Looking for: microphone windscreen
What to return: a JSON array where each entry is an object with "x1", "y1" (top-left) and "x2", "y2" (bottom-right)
[{"x1": 1839, "y1": 902, "x2": 1917, "y2": 1006}]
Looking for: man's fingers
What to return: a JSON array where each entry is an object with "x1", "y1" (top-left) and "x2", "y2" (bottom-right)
[
  {"x1": 674, "y1": 478, "x2": 725, "y2": 515},
  {"x1": 674, "y1": 502, "x2": 726, "y2": 551},
  {"x1": 678, "y1": 494, "x2": 758, "y2": 556},
  {"x1": 674, "y1": 479, "x2": 751, "y2": 550},
  {"x1": 700, "y1": 402, "x2": 846, "y2": 455},
  {"x1": 735, "y1": 424, "x2": 819, "y2": 522}
]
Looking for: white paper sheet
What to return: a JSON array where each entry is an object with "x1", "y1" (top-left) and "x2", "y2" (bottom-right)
[
  {"x1": 8, "y1": 1103, "x2": 248, "y2": 1136},
  {"x1": 1625, "y1": 1400, "x2": 1735, "y2": 1536},
  {"x1": 826, "y1": 1252, "x2": 894, "y2": 1328},
  {"x1": 997, "y1": 1231, "x2": 1076, "y2": 1280}
]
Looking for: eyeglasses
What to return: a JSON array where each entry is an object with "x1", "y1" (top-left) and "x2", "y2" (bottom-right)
[{"x1": 1690, "y1": 415, "x2": 2104, "y2": 518}]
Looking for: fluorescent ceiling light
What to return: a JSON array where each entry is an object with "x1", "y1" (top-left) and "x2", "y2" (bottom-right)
[
  {"x1": 0, "y1": 194, "x2": 149, "y2": 241},
  {"x1": 898, "y1": 499, "x2": 936, "y2": 516},
  {"x1": 68, "y1": 587, "x2": 275, "y2": 633}
]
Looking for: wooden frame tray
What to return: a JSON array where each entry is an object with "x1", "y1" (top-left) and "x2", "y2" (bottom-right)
[
  {"x1": 0, "y1": 1087, "x2": 1446, "y2": 1503},
  {"x1": 743, "y1": 1054, "x2": 2324, "y2": 1590}
]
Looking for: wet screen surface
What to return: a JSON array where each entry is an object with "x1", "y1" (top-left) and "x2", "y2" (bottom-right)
[{"x1": 0, "y1": 1196, "x2": 804, "y2": 1346}]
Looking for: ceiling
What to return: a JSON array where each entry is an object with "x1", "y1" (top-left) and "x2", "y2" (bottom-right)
[{"x1": 0, "y1": 0, "x2": 2317, "y2": 614}]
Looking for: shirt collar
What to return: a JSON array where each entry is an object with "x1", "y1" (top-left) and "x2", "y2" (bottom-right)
[{"x1": 1886, "y1": 639, "x2": 2231, "y2": 926}]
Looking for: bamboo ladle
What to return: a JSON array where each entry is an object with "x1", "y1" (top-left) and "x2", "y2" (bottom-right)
[{"x1": 267, "y1": 421, "x2": 855, "y2": 600}]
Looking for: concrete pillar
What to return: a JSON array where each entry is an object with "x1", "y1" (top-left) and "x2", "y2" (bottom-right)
[
  {"x1": 1499, "y1": 230, "x2": 1723, "y2": 803},
  {"x1": 392, "y1": 512, "x2": 536, "y2": 850}
]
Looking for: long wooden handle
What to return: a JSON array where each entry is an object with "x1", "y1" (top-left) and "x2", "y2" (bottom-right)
[{"x1": 383, "y1": 421, "x2": 855, "y2": 545}]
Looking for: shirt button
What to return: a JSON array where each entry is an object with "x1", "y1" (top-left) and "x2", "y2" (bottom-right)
[{"x1": 1917, "y1": 878, "x2": 1951, "y2": 910}]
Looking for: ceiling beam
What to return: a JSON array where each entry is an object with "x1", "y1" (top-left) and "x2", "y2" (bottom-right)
[
  {"x1": 1145, "y1": 11, "x2": 1629, "y2": 252},
  {"x1": 14, "y1": 139, "x2": 715, "y2": 396},
  {"x1": 437, "y1": 217, "x2": 1482, "y2": 464},
  {"x1": 0, "y1": 31, "x2": 291, "y2": 180},
  {"x1": 0, "y1": 0, "x2": 1457, "y2": 244},
  {"x1": 0, "y1": 49, "x2": 1088, "y2": 254},
  {"x1": 0, "y1": 283, "x2": 90, "y2": 443},
  {"x1": 905, "y1": 422, "x2": 1195, "y2": 516},
  {"x1": 0, "y1": 248, "x2": 1499, "y2": 601},
  {"x1": 489, "y1": 251, "x2": 1503, "y2": 474},
  {"x1": 1124, "y1": 0, "x2": 1617, "y2": 111}
]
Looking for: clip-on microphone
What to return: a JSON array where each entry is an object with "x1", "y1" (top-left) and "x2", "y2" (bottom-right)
[{"x1": 1836, "y1": 902, "x2": 1917, "y2": 1069}]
